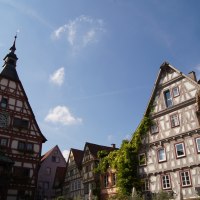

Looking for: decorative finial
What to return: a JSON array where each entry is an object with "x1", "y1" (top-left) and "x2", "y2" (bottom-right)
[{"x1": 9, "y1": 33, "x2": 18, "y2": 53}]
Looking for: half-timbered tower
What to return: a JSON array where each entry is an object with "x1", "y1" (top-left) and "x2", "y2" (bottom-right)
[
  {"x1": 82, "y1": 142, "x2": 116, "y2": 200},
  {"x1": 63, "y1": 148, "x2": 84, "y2": 200},
  {"x1": 138, "y1": 62, "x2": 200, "y2": 199},
  {"x1": 0, "y1": 37, "x2": 47, "y2": 199},
  {"x1": 36, "y1": 145, "x2": 66, "y2": 200}
]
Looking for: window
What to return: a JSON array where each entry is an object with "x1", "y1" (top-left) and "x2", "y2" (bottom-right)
[
  {"x1": 161, "y1": 174, "x2": 171, "y2": 189},
  {"x1": 142, "y1": 179, "x2": 149, "y2": 191},
  {"x1": 0, "y1": 138, "x2": 8, "y2": 146},
  {"x1": 104, "y1": 174, "x2": 109, "y2": 188},
  {"x1": 170, "y1": 114, "x2": 180, "y2": 128},
  {"x1": 84, "y1": 183, "x2": 89, "y2": 194},
  {"x1": 18, "y1": 141, "x2": 25, "y2": 151},
  {"x1": 85, "y1": 165, "x2": 91, "y2": 172},
  {"x1": 70, "y1": 169, "x2": 74, "y2": 176},
  {"x1": 180, "y1": 170, "x2": 191, "y2": 187},
  {"x1": 18, "y1": 141, "x2": 34, "y2": 152},
  {"x1": 175, "y1": 143, "x2": 185, "y2": 158},
  {"x1": 56, "y1": 157, "x2": 60, "y2": 163},
  {"x1": 13, "y1": 118, "x2": 29, "y2": 129},
  {"x1": 13, "y1": 167, "x2": 30, "y2": 178},
  {"x1": 52, "y1": 156, "x2": 56, "y2": 162},
  {"x1": 158, "y1": 148, "x2": 166, "y2": 162},
  {"x1": 78, "y1": 180, "x2": 81, "y2": 189},
  {"x1": 172, "y1": 87, "x2": 179, "y2": 97},
  {"x1": 150, "y1": 122, "x2": 159, "y2": 134},
  {"x1": 71, "y1": 182, "x2": 74, "y2": 191},
  {"x1": 139, "y1": 153, "x2": 146, "y2": 166},
  {"x1": 46, "y1": 167, "x2": 51, "y2": 175},
  {"x1": 0, "y1": 97, "x2": 8, "y2": 108},
  {"x1": 112, "y1": 173, "x2": 116, "y2": 186},
  {"x1": 164, "y1": 90, "x2": 173, "y2": 108},
  {"x1": 26, "y1": 143, "x2": 33, "y2": 152},
  {"x1": 196, "y1": 138, "x2": 200, "y2": 153}
]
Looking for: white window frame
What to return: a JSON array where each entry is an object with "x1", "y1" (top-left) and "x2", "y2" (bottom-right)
[
  {"x1": 139, "y1": 153, "x2": 146, "y2": 166},
  {"x1": 175, "y1": 143, "x2": 186, "y2": 158},
  {"x1": 161, "y1": 174, "x2": 171, "y2": 189},
  {"x1": 142, "y1": 179, "x2": 150, "y2": 191},
  {"x1": 196, "y1": 138, "x2": 200, "y2": 153},
  {"x1": 164, "y1": 90, "x2": 173, "y2": 108},
  {"x1": 150, "y1": 122, "x2": 159, "y2": 134},
  {"x1": 172, "y1": 86, "x2": 179, "y2": 97},
  {"x1": 0, "y1": 138, "x2": 8, "y2": 146},
  {"x1": 157, "y1": 148, "x2": 166, "y2": 162},
  {"x1": 180, "y1": 170, "x2": 191, "y2": 187},
  {"x1": 170, "y1": 114, "x2": 180, "y2": 128}
]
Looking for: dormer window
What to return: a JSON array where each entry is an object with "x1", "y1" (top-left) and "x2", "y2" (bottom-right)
[
  {"x1": 164, "y1": 90, "x2": 173, "y2": 108},
  {"x1": 0, "y1": 97, "x2": 8, "y2": 108}
]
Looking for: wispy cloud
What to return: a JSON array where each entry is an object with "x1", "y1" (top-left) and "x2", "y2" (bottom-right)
[
  {"x1": 49, "y1": 67, "x2": 65, "y2": 86},
  {"x1": 52, "y1": 15, "x2": 105, "y2": 52},
  {"x1": 0, "y1": 0, "x2": 53, "y2": 29},
  {"x1": 107, "y1": 134, "x2": 114, "y2": 142},
  {"x1": 62, "y1": 149, "x2": 70, "y2": 161},
  {"x1": 45, "y1": 106, "x2": 82, "y2": 126}
]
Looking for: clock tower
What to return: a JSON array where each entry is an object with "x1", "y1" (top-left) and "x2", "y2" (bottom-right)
[{"x1": 0, "y1": 36, "x2": 47, "y2": 200}]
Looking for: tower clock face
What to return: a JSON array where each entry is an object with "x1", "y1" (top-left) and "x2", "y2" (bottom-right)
[{"x1": 0, "y1": 113, "x2": 8, "y2": 128}]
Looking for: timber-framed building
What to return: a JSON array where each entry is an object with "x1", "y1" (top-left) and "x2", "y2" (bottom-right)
[
  {"x1": 138, "y1": 62, "x2": 200, "y2": 199},
  {"x1": 0, "y1": 37, "x2": 46, "y2": 199}
]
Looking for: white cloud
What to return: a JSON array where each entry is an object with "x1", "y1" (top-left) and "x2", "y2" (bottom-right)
[
  {"x1": 49, "y1": 67, "x2": 65, "y2": 86},
  {"x1": 62, "y1": 149, "x2": 70, "y2": 161},
  {"x1": 107, "y1": 134, "x2": 114, "y2": 142},
  {"x1": 52, "y1": 15, "x2": 105, "y2": 51},
  {"x1": 45, "y1": 106, "x2": 82, "y2": 126}
]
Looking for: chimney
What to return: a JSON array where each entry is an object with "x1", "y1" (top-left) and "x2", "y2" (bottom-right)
[
  {"x1": 188, "y1": 71, "x2": 197, "y2": 82},
  {"x1": 111, "y1": 144, "x2": 116, "y2": 148}
]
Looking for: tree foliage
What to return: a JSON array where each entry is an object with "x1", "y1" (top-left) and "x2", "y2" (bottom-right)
[{"x1": 95, "y1": 114, "x2": 152, "y2": 195}]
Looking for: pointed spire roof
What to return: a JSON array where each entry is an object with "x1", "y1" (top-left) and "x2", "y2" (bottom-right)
[
  {"x1": 9, "y1": 35, "x2": 17, "y2": 53},
  {"x1": 0, "y1": 35, "x2": 19, "y2": 81}
]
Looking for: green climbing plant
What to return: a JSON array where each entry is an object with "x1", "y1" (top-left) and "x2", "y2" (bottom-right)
[{"x1": 95, "y1": 108, "x2": 152, "y2": 196}]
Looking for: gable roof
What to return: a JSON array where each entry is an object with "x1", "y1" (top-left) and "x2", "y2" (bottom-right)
[
  {"x1": 41, "y1": 146, "x2": 56, "y2": 163},
  {"x1": 131, "y1": 61, "x2": 200, "y2": 141},
  {"x1": 144, "y1": 61, "x2": 200, "y2": 116},
  {"x1": 84, "y1": 142, "x2": 117, "y2": 159},
  {"x1": 70, "y1": 148, "x2": 84, "y2": 170}
]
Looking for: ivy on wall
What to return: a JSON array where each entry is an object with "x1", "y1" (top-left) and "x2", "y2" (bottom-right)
[{"x1": 95, "y1": 112, "x2": 152, "y2": 195}]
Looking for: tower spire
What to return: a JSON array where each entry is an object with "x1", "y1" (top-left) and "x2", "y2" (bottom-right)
[{"x1": 9, "y1": 34, "x2": 17, "y2": 53}]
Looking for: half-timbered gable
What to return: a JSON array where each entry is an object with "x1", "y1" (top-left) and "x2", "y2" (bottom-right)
[
  {"x1": 36, "y1": 145, "x2": 66, "y2": 200},
  {"x1": 82, "y1": 142, "x2": 116, "y2": 200},
  {"x1": 138, "y1": 62, "x2": 200, "y2": 199},
  {"x1": 0, "y1": 37, "x2": 46, "y2": 200},
  {"x1": 63, "y1": 148, "x2": 84, "y2": 200}
]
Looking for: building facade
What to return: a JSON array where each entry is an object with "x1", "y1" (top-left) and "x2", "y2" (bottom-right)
[
  {"x1": 100, "y1": 168, "x2": 117, "y2": 200},
  {"x1": 138, "y1": 62, "x2": 200, "y2": 199},
  {"x1": 0, "y1": 37, "x2": 46, "y2": 199},
  {"x1": 63, "y1": 148, "x2": 84, "y2": 200},
  {"x1": 82, "y1": 142, "x2": 116, "y2": 200},
  {"x1": 36, "y1": 145, "x2": 66, "y2": 200}
]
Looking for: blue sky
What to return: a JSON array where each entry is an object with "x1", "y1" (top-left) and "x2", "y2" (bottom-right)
[{"x1": 0, "y1": 0, "x2": 200, "y2": 159}]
